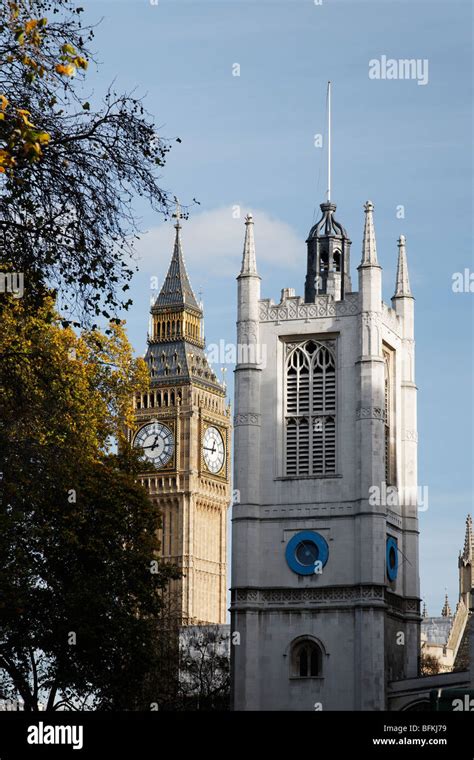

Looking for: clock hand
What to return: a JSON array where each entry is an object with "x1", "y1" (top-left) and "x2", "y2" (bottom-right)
[
  {"x1": 203, "y1": 445, "x2": 217, "y2": 453},
  {"x1": 142, "y1": 437, "x2": 161, "y2": 450}
]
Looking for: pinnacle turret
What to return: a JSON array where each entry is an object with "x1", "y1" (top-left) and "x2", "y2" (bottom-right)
[
  {"x1": 441, "y1": 593, "x2": 452, "y2": 617},
  {"x1": 239, "y1": 213, "x2": 258, "y2": 276},
  {"x1": 462, "y1": 514, "x2": 474, "y2": 561},
  {"x1": 360, "y1": 201, "x2": 379, "y2": 266},
  {"x1": 393, "y1": 234, "x2": 412, "y2": 297}
]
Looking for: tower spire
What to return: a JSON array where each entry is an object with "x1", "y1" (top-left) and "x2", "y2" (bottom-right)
[
  {"x1": 394, "y1": 234, "x2": 412, "y2": 297},
  {"x1": 360, "y1": 201, "x2": 378, "y2": 266},
  {"x1": 146, "y1": 202, "x2": 222, "y2": 389},
  {"x1": 154, "y1": 204, "x2": 199, "y2": 310},
  {"x1": 240, "y1": 213, "x2": 258, "y2": 275},
  {"x1": 441, "y1": 592, "x2": 452, "y2": 617}
]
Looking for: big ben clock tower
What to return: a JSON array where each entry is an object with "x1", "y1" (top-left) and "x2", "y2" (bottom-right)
[{"x1": 131, "y1": 207, "x2": 231, "y2": 625}]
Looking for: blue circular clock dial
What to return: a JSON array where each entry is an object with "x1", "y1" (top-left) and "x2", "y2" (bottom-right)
[
  {"x1": 295, "y1": 540, "x2": 319, "y2": 566},
  {"x1": 386, "y1": 536, "x2": 398, "y2": 582},
  {"x1": 286, "y1": 531, "x2": 329, "y2": 576}
]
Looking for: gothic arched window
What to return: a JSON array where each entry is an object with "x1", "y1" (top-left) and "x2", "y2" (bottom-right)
[
  {"x1": 291, "y1": 639, "x2": 323, "y2": 678},
  {"x1": 285, "y1": 340, "x2": 336, "y2": 476}
]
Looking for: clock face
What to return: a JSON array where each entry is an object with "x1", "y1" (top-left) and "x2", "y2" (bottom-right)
[
  {"x1": 202, "y1": 426, "x2": 225, "y2": 474},
  {"x1": 134, "y1": 422, "x2": 174, "y2": 469},
  {"x1": 285, "y1": 531, "x2": 329, "y2": 576}
]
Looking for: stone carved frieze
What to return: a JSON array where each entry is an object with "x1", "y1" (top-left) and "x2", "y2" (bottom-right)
[
  {"x1": 259, "y1": 294, "x2": 358, "y2": 323},
  {"x1": 356, "y1": 407, "x2": 386, "y2": 421},
  {"x1": 233, "y1": 587, "x2": 419, "y2": 616},
  {"x1": 234, "y1": 413, "x2": 261, "y2": 426}
]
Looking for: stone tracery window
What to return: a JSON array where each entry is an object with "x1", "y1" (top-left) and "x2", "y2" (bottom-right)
[
  {"x1": 291, "y1": 639, "x2": 323, "y2": 678},
  {"x1": 285, "y1": 340, "x2": 336, "y2": 476}
]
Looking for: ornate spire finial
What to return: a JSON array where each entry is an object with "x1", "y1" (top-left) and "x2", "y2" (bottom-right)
[
  {"x1": 462, "y1": 514, "x2": 473, "y2": 561},
  {"x1": 441, "y1": 592, "x2": 452, "y2": 617},
  {"x1": 240, "y1": 213, "x2": 258, "y2": 276},
  {"x1": 394, "y1": 234, "x2": 412, "y2": 297},
  {"x1": 422, "y1": 601, "x2": 427, "y2": 618},
  {"x1": 360, "y1": 200, "x2": 378, "y2": 266},
  {"x1": 172, "y1": 197, "x2": 182, "y2": 230}
]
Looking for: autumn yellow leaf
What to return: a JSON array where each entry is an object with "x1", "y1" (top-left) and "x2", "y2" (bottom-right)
[
  {"x1": 9, "y1": 2, "x2": 19, "y2": 21},
  {"x1": 16, "y1": 109, "x2": 35, "y2": 127},
  {"x1": 24, "y1": 19, "x2": 39, "y2": 33},
  {"x1": 55, "y1": 63, "x2": 75, "y2": 77},
  {"x1": 0, "y1": 149, "x2": 16, "y2": 168},
  {"x1": 30, "y1": 31, "x2": 42, "y2": 47},
  {"x1": 74, "y1": 56, "x2": 88, "y2": 70}
]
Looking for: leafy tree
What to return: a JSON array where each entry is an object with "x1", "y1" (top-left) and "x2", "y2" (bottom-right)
[
  {"x1": 0, "y1": 295, "x2": 180, "y2": 710},
  {"x1": 137, "y1": 604, "x2": 231, "y2": 712},
  {"x1": 0, "y1": 0, "x2": 178, "y2": 324},
  {"x1": 178, "y1": 625, "x2": 230, "y2": 711},
  {"x1": 419, "y1": 651, "x2": 441, "y2": 676}
]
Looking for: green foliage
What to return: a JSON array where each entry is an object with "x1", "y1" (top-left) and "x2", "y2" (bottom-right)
[{"x1": 0, "y1": 296, "x2": 180, "y2": 710}]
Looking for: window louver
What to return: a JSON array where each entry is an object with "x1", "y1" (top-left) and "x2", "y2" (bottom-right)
[{"x1": 285, "y1": 342, "x2": 336, "y2": 476}]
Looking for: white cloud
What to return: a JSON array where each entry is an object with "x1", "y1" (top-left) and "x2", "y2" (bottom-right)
[{"x1": 134, "y1": 204, "x2": 302, "y2": 279}]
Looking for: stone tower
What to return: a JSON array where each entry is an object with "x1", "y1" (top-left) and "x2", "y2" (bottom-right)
[
  {"x1": 131, "y1": 211, "x2": 231, "y2": 624},
  {"x1": 231, "y1": 200, "x2": 420, "y2": 710}
]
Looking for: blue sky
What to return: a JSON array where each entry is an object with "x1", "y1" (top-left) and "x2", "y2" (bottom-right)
[{"x1": 84, "y1": 0, "x2": 473, "y2": 616}]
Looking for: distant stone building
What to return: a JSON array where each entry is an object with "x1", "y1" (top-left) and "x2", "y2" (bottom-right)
[
  {"x1": 421, "y1": 517, "x2": 473, "y2": 674},
  {"x1": 389, "y1": 515, "x2": 474, "y2": 709},
  {"x1": 421, "y1": 601, "x2": 454, "y2": 672}
]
